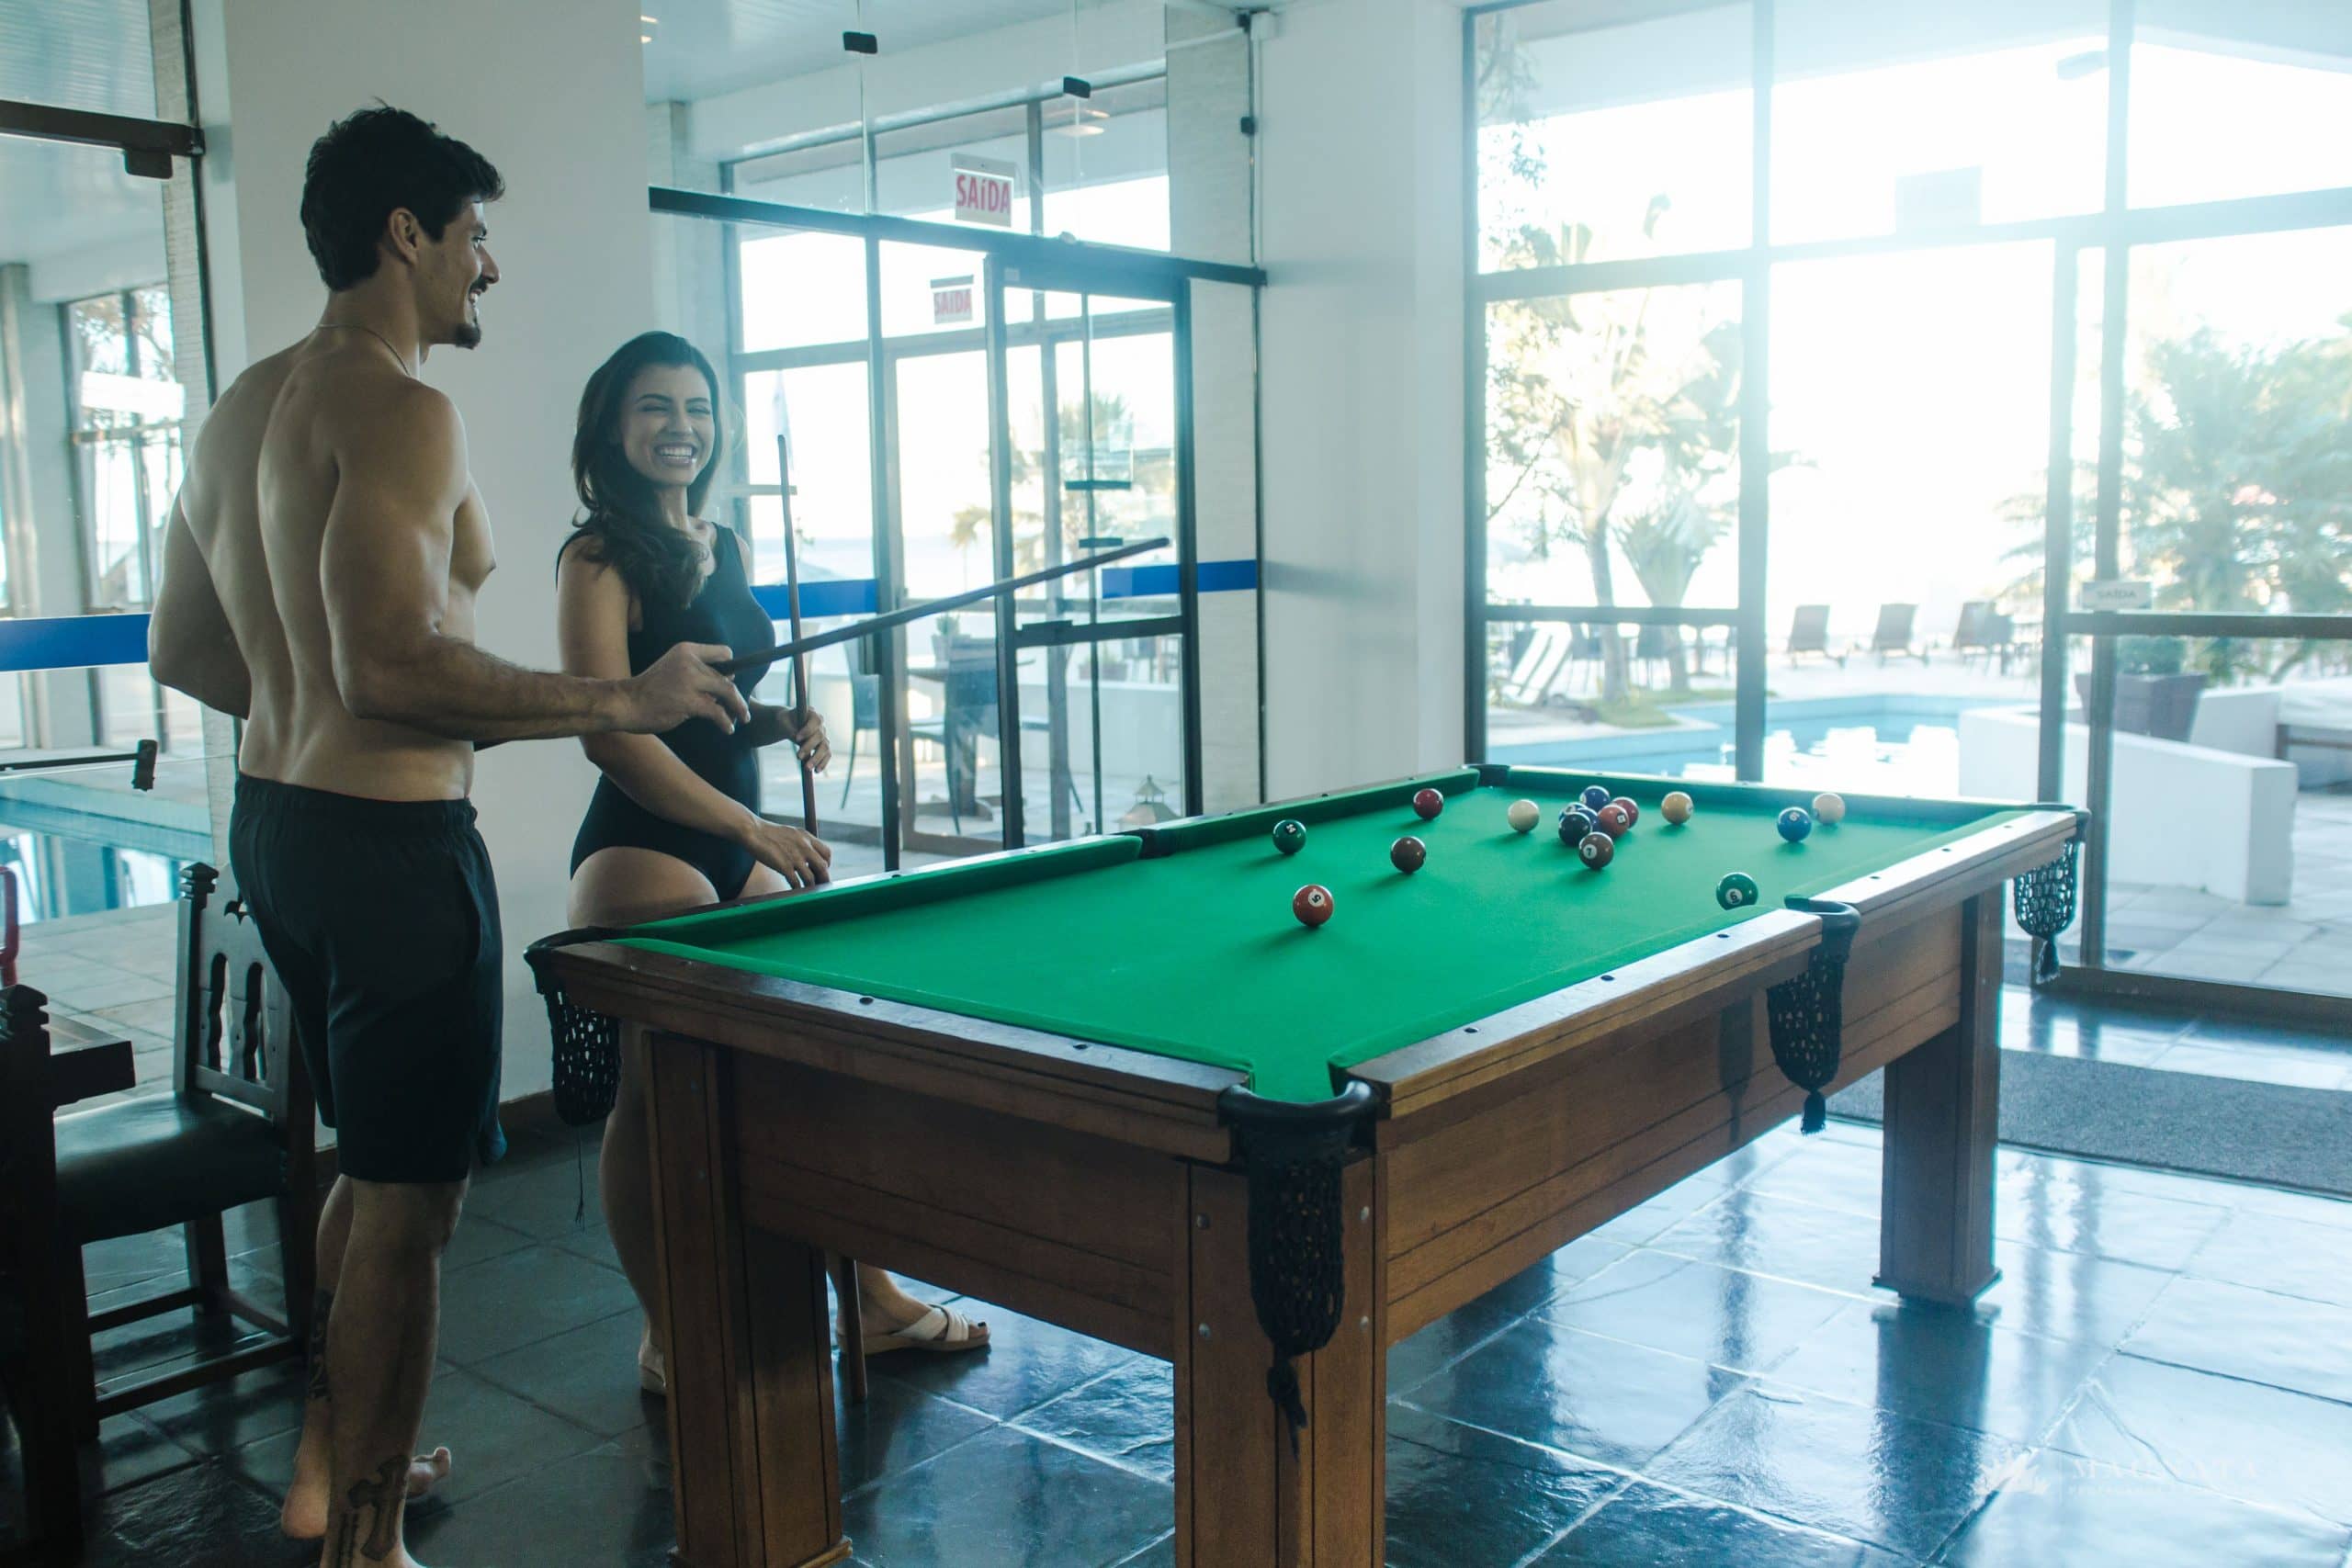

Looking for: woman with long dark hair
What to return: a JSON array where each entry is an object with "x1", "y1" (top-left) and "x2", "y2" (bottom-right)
[{"x1": 558, "y1": 332, "x2": 986, "y2": 1395}]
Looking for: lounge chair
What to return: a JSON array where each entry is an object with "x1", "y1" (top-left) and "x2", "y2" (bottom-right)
[
  {"x1": 1785, "y1": 604, "x2": 1845, "y2": 667},
  {"x1": 1951, "y1": 601, "x2": 2018, "y2": 673},
  {"x1": 1867, "y1": 603, "x2": 1928, "y2": 666}
]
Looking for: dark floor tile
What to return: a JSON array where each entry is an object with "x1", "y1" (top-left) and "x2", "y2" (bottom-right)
[
  {"x1": 1536, "y1": 1478, "x2": 1908, "y2": 1566},
  {"x1": 835, "y1": 1375, "x2": 998, "y2": 1494},
  {"x1": 471, "y1": 1307, "x2": 654, "y2": 1438},
  {"x1": 2123, "y1": 1277, "x2": 2352, "y2": 1403},
  {"x1": 1403, "y1": 1316, "x2": 1741, "y2": 1470},
  {"x1": 841, "y1": 1423, "x2": 1170, "y2": 1567},
  {"x1": 1383, "y1": 1404, "x2": 1623, "y2": 1568},
  {"x1": 403, "y1": 1422, "x2": 673, "y2": 1568},
  {"x1": 1995, "y1": 1161, "x2": 2233, "y2": 1271},
  {"x1": 1544, "y1": 1247, "x2": 1854, "y2": 1374},
  {"x1": 464, "y1": 1148, "x2": 606, "y2": 1240},
  {"x1": 435, "y1": 1243, "x2": 638, "y2": 1365},
  {"x1": 140, "y1": 1359, "x2": 308, "y2": 1458},
  {"x1": 85, "y1": 1412, "x2": 204, "y2": 1497},
  {"x1": 2184, "y1": 1209, "x2": 2352, "y2": 1309},
  {"x1": 1649, "y1": 1190, "x2": 1888, "y2": 1298},
  {"x1": 1587, "y1": 1176, "x2": 1728, "y2": 1246},
  {"x1": 1940, "y1": 1448, "x2": 2351, "y2": 1567},
  {"x1": 1764, "y1": 1301, "x2": 2112, "y2": 1447},
  {"x1": 413, "y1": 1365, "x2": 611, "y2": 1506},
  {"x1": 1108, "y1": 1531, "x2": 1175, "y2": 1567},
  {"x1": 441, "y1": 1211, "x2": 539, "y2": 1273},
  {"x1": 549, "y1": 1219, "x2": 622, "y2": 1270},
  {"x1": 1645, "y1": 1382, "x2": 2022, "y2": 1561},
  {"x1": 1010, "y1": 1357, "x2": 1174, "y2": 1483},
  {"x1": 2178, "y1": 1014, "x2": 2352, "y2": 1056},
  {"x1": 1387, "y1": 1237, "x2": 1630, "y2": 1396},
  {"x1": 1972, "y1": 1238, "x2": 2177, "y2": 1347},
  {"x1": 77, "y1": 1230, "x2": 188, "y2": 1297},
  {"x1": 866, "y1": 1300, "x2": 1134, "y2": 1421},
  {"x1": 82, "y1": 1456, "x2": 304, "y2": 1568},
  {"x1": 1743, "y1": 1134, "x2": 1886, "y2": 1220},
  {"x1": 2050, "y1": 1353, "x2": 2352, "y2": 1528}
]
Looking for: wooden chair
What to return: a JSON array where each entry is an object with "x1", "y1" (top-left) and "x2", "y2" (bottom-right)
[
  {"x1": 1785, "y1": 604, "x2": 1845, "y2": 666},
  {"x1": 2, "y1": 984, "x2": 92, "y2": 1555},
  {"x1": 43, "y1": 863, "x2": 318, "y2": 1441},
  {"x1": 1867, "y1": 603, "x2": 1928, "y2": 666}
]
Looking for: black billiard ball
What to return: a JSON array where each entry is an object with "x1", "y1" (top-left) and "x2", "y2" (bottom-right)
[
  {"x1": 1412, "y1": 787, "x2": 1445, "y2": 820},
  {"x1": 1578, "y1": 831, "x2": 1614, "y2": 869},
  {"x1": 1580, "y1": 784, "x2": 1612, "y2": 812},
  {"x1": 1777, "y1": 807, "x2": 1814, "y2": 843},
  {"x1": 1390, "y1": 836, "x2": 1427, "y2": 874},
  {"x1": 1557, "y1": 806, "x2": 1598, "y2": 845},
  {"x1": 1272, "y1": 818, "x2": 1306, "y2": 855}
]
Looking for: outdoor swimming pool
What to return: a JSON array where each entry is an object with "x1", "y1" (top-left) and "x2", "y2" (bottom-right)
[{"x1": 1491, "y1": 698, "x2": 1986, "y2": 798}]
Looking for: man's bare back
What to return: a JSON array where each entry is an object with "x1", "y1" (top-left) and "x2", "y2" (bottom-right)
[{"x1": 179, "y1": 333, "x2": 483, "y2": 799}]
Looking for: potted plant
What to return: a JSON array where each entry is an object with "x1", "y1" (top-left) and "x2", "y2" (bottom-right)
[{"x1": 2076, "y1": 636, "x2": 2207, "y2": 740}]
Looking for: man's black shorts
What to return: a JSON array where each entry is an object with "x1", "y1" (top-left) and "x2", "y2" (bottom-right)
[{"x1": 230, "y1": 774, "x2": 506, "y2": 1184}]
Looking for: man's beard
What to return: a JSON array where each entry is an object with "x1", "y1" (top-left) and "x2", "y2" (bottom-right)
[{"x1": 452, "y1": 294, "x2": 484, "y2": 349}]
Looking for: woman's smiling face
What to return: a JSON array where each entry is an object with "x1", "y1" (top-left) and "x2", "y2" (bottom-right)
[{"x1": 616, "y1": 363, "x2": 716, "y2": 494}]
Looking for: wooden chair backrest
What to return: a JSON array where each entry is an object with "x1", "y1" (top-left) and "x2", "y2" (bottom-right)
[{"x1": 171, "y1": 863, "x2": 301, "y2": 1128}]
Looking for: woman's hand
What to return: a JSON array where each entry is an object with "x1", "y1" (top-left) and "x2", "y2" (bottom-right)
[
  {"x1": 737, "y1": 817, "x2": 832, "y2": 889},
  {"x1": 749, "y1": 703, "x2": 831, "y2": 772},
  {"x1": 790, "y1": 707, "x2": 831, "y2": 773}
]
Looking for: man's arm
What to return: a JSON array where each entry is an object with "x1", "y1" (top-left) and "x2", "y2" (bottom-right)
[
  {"x1": 149, "y1": 497, "x2": 252, "y2": 718},
  {"x1": 320, "y1": 386, "x2": 745, "y2": 742}
]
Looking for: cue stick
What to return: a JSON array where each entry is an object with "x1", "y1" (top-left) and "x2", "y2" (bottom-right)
[
  {"x1": 775, "y1": 434, "x2": 819, "y2": 834},
  {"x1": 712, "y1": 534, "x2": 1169, "y2": 676}
]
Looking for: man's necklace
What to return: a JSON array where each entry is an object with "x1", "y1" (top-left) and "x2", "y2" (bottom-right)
[{"x1": 318, "y1": 321, "x2": 415, "y2": 376}]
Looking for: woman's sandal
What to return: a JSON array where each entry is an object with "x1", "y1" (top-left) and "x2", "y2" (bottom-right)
[{"x1": 862, "y1": 1303, "x2": 989, "y2": 1357}]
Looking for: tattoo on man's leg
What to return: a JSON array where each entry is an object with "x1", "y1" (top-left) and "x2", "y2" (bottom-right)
[
  {"x1": 307, "y1": 1290, "x2": 334, "y2": 1403},
  {"x1": 341, "y1": 1455, "x2": 408, "y2": 1562}
]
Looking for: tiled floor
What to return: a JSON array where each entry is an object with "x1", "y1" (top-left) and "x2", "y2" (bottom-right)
[
  {"x1": 2107, "y1": 790, "x2": 2352, "y2": 995},
  {"x1": 16, "y1": 1094, "x2": 2352, "y2": 1566}
]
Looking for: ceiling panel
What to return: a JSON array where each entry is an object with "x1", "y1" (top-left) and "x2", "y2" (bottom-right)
[
  {"x1": 0, "y1": 0, "x2": 157, "y2": 118},
  {"x1": 641, "y1": 0, "x2": 1086, "y2": 102}
]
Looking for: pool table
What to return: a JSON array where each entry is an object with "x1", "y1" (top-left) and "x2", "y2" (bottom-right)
[{"x1": 529, "y1": 766, "x2": 2081, "y2": 1568}]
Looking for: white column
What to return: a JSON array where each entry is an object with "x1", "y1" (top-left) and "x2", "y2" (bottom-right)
[
  {"x1": 1253, "y1": 0, "x2": 1465, "y2": 798},
  {"x1": 192, "y1": 0, "x2": 654, "y2": 1100}
]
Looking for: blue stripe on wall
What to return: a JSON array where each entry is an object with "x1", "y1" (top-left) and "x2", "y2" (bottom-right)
[
  {"x1": 750, "y1": 558, "x2": 1257, "y2": 618},
  {"x1": 0, "y1": 614, "x2": 153, "y2": 672}
]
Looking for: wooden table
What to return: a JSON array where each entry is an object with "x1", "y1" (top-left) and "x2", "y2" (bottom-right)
[
  {"x1": 45, "y1": 1015, "x2": 135, "y2": 1110},
  {"x1": 533, "y1": 769, "x2": 2080, "y2": 1567}
]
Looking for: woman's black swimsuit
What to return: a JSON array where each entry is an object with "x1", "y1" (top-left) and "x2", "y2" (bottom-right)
[{"x1": 568, "y1": 525, "x2": 777, "y2": 901}]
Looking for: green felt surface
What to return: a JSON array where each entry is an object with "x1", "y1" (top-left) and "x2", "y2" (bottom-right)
[{"x1": 620, "y1": 773, "x2": 2022, "y2": 1103}]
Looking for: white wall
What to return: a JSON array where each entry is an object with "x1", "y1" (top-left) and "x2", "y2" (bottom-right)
[
  {"x1": 1254, "y1": 0, "x2": 1466, "y2": 796},
  {"x1": 194, "y1": 0, "x2": 655, "y2": 1100}
]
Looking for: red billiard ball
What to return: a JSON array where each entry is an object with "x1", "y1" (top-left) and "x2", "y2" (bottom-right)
[
  {"x1": 1596, "y1": 802, "x2": 1633, "y2": 838},
  {"x1": 1610, "y1": 796, "x2": 1639, "y2": 828},
  {"x1": 1412, "y1": 787, "x2": 1444, "y2": 820},
  {"x1": 1293, "y1": 884, "x2": 1335, "y2": 928},
  {"x1": 1390, "y1": 836, "x2": 1427, "y2": 874},
  {"x1": 1577, "y1": 831, "x2": 1614, "y2": 870}
]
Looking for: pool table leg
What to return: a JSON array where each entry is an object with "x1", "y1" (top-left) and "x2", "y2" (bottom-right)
[
  {"x1": 1876, "y1": 890, "x2": 2004, "y2": 1304},
  {"x1": 1174, "y1": 1156, "x2": 1384, "y2": 1567},
  {"x1": 644, "y1": 1032, "x2": 852, "y2": 1568}
]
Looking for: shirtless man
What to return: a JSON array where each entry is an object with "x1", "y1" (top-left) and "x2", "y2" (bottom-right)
[{"x1": 148, "y1": 106, "x2": 746, "y2": 1568}]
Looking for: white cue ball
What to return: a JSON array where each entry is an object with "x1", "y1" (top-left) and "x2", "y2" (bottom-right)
[
  {"x1": 1812, "y1": 791, "x2": 1848, "y2": 825},
  {"x1": 1507, "y1": 798, "x2": 1541, "y2": 833}
]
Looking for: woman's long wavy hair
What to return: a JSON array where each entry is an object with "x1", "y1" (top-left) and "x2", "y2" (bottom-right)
[{"x1": 566, "y1": 332, "x2": 727, "y2": 608}]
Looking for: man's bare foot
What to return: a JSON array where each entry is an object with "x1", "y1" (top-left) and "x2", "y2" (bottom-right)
[{"x1": 280, "y1": 1447, "x2": 451, "y2": 1540}]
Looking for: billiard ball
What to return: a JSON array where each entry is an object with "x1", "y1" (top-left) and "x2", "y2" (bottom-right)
[
  {"x1": 1661, "y1": 791, "x2": 1694, "y2": 825},
  {"x1": 1715, "y1": 872, "x2": 1759, "y2": 909},
  {"x1": 1776, "y1": 807, "x2": 1814, "y2": 843},
  {"x1": 1507, "y1": 798, "x2": 1541, "y2": 833},
  {"x1": 1580, "y1": 784, "x2": 1612, "y2": 812},
  {"x1": 1596, "y1": 802, "x2": 1633, "y2": 838},
  {"x1": 1812, "y1": 791, "x2": 1847, "y2": 826},
  {"x1": 1412, "y1": 787, "x2": 1445, "y2": 820},
  {"x1": 1557, "y1": 806, "x2": 1598, "y2": 846},
  {"x1": 1293, "y1": 884, "x2": 1334, "y2": 928},
  {"x1": 1609, "y1": 796, "x2": 1640, "y2": 828},
  {"x1": 1272, "y1": 818, "x2": 1306, "y2": 855},
  {"x1": 1390, "y1": 835, "x2": 1427, "y2": 874},
  {"x1": 1577, "y1": 831, "x2": 1614, "y2": 869}
]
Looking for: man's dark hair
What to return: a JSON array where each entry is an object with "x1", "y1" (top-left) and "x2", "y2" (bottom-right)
[{"x1": 300, "y1": 106, "x2": 504, "y2": 291}]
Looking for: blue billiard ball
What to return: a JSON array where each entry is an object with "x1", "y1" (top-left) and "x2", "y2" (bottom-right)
[
  {"x1": 1580, "y1": 784, "x2": 1613, "y2": 812},
  {"x1": 1776, "y1": 807, "x2": 1814, "y2": 843},
  {"x1": 1557, "y1": 806, "x2": 1599, "y2": 845}
]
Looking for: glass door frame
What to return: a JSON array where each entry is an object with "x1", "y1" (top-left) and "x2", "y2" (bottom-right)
[{"x1": 668, "y1": 185, "x2": 1259, "y2": 867}]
